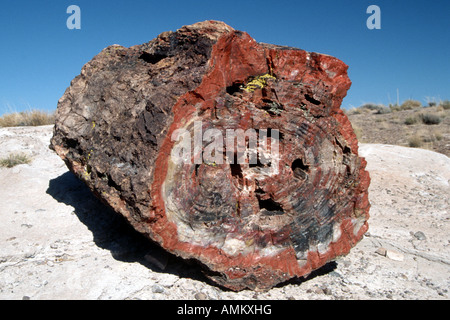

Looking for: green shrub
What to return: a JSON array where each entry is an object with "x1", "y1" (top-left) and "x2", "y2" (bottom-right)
[
  {"x1": 420, "y1": 113, "x2": 442, "y2": 125},
  {"x1": 440, "y1": 100, "x2": 450, "y2": 110},
  {"x1": 360, "y1": 103, "x2": 381, "y2": 111},
  {"x1": 404, "y1": 116, "x2": 418, "y2": 125},
  {"x1": 376, "y1": 106, "x2": 391, "y2": 114},
  {"x1": 0, "y1": 153, "x2": 32, "y2": 168},
  {"x1": 390, "y1": 105, "x2": 401, "y2": 112}
]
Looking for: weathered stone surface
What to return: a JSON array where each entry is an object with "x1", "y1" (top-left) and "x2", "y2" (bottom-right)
[{"x1": 50, "y1": 20, "x2": 370, "y2": 291}]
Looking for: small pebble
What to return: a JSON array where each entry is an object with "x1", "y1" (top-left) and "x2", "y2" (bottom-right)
[
  {"x1": 322, "y1": 287, "x2": 332, "y2": 295},
  {"x1": 194, "y1": 292, "x2": 208, "y2": 300},
  {"x1": 375, "y1": 247, "x2": 387, "y2": 256},
  {"x1": 152, "y1": 284, "x2": 165, "y2": 294},
  {"x1": 313, "y1": 287, "x2": 324, "y2": 294},
  {"x1": 386, "y1": 249, "x2": 404, "y2": 262},
  {"x1": 413, "y1": 231, "x2": 426, "y2": 240}
]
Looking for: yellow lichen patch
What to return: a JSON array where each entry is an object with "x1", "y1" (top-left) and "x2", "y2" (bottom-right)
[
  {"x1": 83, "y1": 163, "x2": 92, "y2": 180},
  {"x1": 245, "y1": 238, "x2": 254, "y2": 247},
  {"x1": 242, "y1": 74, "x2": 276, "y2": 93},
  {"x1": 83, "y1": 169, "x2": 91, "y2": 180},
  {"x1": 204, "y1": 160, "x2": 217, "y2": 167}
]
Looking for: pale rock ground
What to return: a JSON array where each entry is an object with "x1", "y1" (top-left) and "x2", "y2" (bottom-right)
[{"x1": 0, "y1": 125, "x2": 448, "y2": 300}]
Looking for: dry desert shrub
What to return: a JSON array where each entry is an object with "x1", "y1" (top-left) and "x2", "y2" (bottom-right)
[
  {"x1": 376, "y1": 106, "x2": 391, "y2": 114},
  {"x1": 404, "y1": 116, "x2": 419, "y2": 125},
  {"x1": 420, "y1": 113, "x2": 442, "y2": 125},
  {"x1": 400, "y1": 100, "x2": 422, "y2": 110},
  {"x1": 347, "y1": 103, "x2": 390, "y2": 115},
  {"x1": 439, "y1": 100, "x2": 450, "y2": 110},
  {"x1": 408, "y1": 135, "x2": 423, "y2": 148}
]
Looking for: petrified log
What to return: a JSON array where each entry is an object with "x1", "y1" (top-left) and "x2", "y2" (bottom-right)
[{"x1": 50, "y1": 21, "x2": 370, "y2": 291}]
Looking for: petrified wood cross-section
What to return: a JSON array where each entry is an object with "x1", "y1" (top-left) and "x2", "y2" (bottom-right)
[{"x1": 50, "y1": 21, "x2": 370, "y2": 291}]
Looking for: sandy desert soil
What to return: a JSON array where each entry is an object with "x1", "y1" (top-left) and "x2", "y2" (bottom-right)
[{"x1": 0, "y1": 125, "x2": 449, "y2": 300}]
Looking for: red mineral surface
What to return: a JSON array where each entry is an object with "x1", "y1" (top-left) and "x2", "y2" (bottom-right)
[{"x1": 51, "y1": 20, "x2": 370, "y2": 291}]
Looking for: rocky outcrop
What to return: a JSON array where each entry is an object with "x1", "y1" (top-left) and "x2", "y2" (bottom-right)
[{"x1": 50, "y1": 20, "x2": 370, "y2": 291}]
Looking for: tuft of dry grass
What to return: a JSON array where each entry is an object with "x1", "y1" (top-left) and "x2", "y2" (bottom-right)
[
  {"x1": 0, "y1": 110, "x2": 55, "y2": 127},
  {"x1": 0, "y1": 153, "x2": 32, "y2": 168},
  {"x1": 408, "y1": 135, "x2": 423, "y2": 148}
]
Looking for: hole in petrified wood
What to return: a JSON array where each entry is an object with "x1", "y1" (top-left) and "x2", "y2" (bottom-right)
[
  {"x1": 139, "y1": 52, "x2": 167, "y2": 64},
  {"x1": 226, "y1": 82, "x2": 243, "y2": 95},
  {"x1": 304, "y1": 94, "x2": 321, "y2": 105},
  {"x1": 194, "y1": 164, "x2": 200, "y2": 176},
  {"x1": 292, "y1": 158, "x2": 309, "y2": 180},
  {"x1": 230, "y1": 163, "x2": 243, "y2": 179},
  {"x1": 258, "y1": 198, "x2": 284, "y2": 215},
  {"x1": 65, "y1": 138, "x2": 78, "y2": 149},
  {"x1": 229, "y1": 152, "x2": 244, "y2": 190},
  {"x1": 107, "y1": 174, "x2": 122, "y2": 191}
]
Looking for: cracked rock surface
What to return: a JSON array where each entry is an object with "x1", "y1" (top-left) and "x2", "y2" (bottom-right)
[{"x1": 0, "y1": 126, "x2": 449, "y2": 299}]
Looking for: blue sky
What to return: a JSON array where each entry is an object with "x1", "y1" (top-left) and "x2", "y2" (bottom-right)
[{"x1": 0, "y1": 0, "x2": 449, "y2": 115}]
